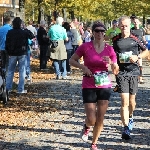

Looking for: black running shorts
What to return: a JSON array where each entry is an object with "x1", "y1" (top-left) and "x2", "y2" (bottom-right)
[
  {"x1": 116, "y1": 75, "x2": 138, "y2": 94},
  {"x1": 82, "y1": 88, "x2": 111, "y2": 103}
]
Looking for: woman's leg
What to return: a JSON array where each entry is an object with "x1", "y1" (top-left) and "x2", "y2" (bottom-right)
[
  {"x1": 82, "y1": 103, "x2": 97, "y2": 142},
  {"x1": 92, "y1": 100, "x2": 109, "y2": 144},
  {"x1": 84, "y1": 103, "x2": 97, "y2": 127}
]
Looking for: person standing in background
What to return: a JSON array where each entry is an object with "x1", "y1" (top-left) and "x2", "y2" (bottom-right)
[
  {"x1": 0, "y1": 17, "x2": 12, "y2": 71},
  {"x1": 5, "y1": 17, "x2": 30, "y2": 93},
  {"x1": 37, "y1": 20, "x2": 49, "y2": 70},
  {"x1": 62, "y1": 22, "x2": 74, "y2": 74},
  {"x1": 48, "y1": 17, "x2": 68, "y2": 79},
  {"x1": 84, "y1": 26, "x2": 92, "y2": 43},
  {"x1": 27, "y1": 20, "x2": 37, "y2": 36}
]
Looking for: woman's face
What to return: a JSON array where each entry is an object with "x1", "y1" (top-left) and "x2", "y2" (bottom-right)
[{"x1": 93, "y1": 27, "x2": 105, "y2": 40}]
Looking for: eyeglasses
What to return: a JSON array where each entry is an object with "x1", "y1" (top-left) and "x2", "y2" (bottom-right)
[{"x1": 94, "y1": 29, "x2": 105, "y2": 33}]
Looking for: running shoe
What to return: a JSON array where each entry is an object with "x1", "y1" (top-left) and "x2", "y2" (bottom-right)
[
  {"x1": 122, "y1": 126, "x2": 131, "y2": 140},
  {"x1": 90, "y1": 143, "x2": 98, "y2": 150},
  {"x1": 128, "y1": 115, "x2": 133, "y2": 131},
  {"x1": 81, "y1": 124, "x2": 90, "y2": 142}
]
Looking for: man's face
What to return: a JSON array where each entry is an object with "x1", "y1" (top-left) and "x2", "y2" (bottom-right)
[
  {"x1": 133, "y1": 18, "x2": 140, "y2": 28},
  {"x1": 74, "y1": 18, "x2": 78, "y2": 22},
  {"x1": 119, "y1": 19, "x2": 131, "y2": 34},
  {"x1": 113, "y1": 23, "x2": 118, "y2": 27}
]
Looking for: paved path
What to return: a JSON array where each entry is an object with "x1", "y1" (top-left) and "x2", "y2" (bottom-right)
[{"x1": 0, "y1": 62, "x2": 150, "y2": 150}]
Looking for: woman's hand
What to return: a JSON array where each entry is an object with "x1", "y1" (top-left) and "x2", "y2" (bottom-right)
[
  {"x1": 111, "y1": 63, "x2": 119, "y2": 75},
  {"x1": 82, "y1": 66, "x2": 92, "y2": 77}
]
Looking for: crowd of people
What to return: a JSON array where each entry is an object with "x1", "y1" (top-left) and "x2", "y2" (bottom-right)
[{"x1": 0, "y1": 14, "x2": 150, "y2": 150}]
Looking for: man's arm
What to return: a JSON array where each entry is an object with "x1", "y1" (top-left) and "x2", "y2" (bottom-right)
[{"x1": 138, "y1": 49, "x2": 149, "y2": 59}]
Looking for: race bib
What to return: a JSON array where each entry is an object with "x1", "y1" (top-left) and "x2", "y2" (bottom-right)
[
  {"x1": 94, "y1": 71, "x2": 110, "y2": 87},
  {"x1": 119, "y1": 51, "x2": 132, "y2": 63}
]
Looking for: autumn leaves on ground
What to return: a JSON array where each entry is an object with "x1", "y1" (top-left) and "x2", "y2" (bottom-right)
[{"x1": 0, "y1": 58, "x2": 78, "y2": 136}]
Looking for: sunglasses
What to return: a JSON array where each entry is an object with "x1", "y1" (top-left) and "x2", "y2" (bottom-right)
[{"x1": 94, "y1": 29, "x2": 105, "y2": 33}]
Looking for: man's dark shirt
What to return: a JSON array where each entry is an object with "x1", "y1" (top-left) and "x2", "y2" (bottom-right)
[
  {"x1": 131, "y1": 27, "x2": 145, "y2": 41},
  {"x1": 113, "y1": 33, "x2": 146, "y2": 76},
  {"x1": 37, "y1": 26, "x2": 49, "y2": 45},
  {"x1": 5, "y1": 29, "x2": 29, "y2": 56}
]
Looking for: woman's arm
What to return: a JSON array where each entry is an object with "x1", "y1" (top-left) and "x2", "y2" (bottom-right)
[{"x1": 69, "y1": 53, "x2": 92, "y2": 76}]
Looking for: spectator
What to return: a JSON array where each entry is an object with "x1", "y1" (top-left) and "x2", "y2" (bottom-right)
[
  {"x1": 62, "y1": 22, "x2": 73, "y2": 74},
  {"x1": 70, "y1": 22, "x2": 80, "y2": 54},
  {"x1": 5, "y1": 17, "x2": 30, "y2": 93},
  {"x1": 27, "y1": 20, "x2": 37, "y2": 36},
  {"x1": 84, "y1": 26, "x2": 92, "y2": 43},
  {"x1": 48, "y1": 17, "x2": 68, "y2": 79},
  {"x1": 37, "y1": 20, "x2": 49, "y2": 70},
  {"x1": 0, "y1": 16, "x2": 12, "y2": 71}
]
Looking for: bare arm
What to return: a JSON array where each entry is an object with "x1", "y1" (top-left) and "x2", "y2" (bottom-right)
[
  {"x1": 139, "y1": 49, "x2": 149, "y2": 59},
  {"x1": 111, "y1": 63, "x2": 119, "y2": 75},
  {"x1": 69, "y1": 53, "x2": 92, "y2": 76},
  {"x1": 130, "y1": 49, "x2": 149, "y2": 63}
]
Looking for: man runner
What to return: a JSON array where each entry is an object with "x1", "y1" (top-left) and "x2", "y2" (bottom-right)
[{"x1": 112, "y1": 16, "x2": 148, "y2": 140}]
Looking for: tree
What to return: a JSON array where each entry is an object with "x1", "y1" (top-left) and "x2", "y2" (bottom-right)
[{"x1": 24, "y1": 0, "x2": 150, "y2": 23}]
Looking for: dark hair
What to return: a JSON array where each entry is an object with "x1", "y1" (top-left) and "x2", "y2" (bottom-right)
[
  {"x1": 62, "y1": 22, "x2": 70, "y2": 31},
  {"x1": 112, "y1": 20, "x2": 118, "y2": 24},
  {"x1": 3, "y1": 16, "x2": 11, "y2": 23},
  {"x1": 92, "y1": 20, "x2": 106, "y2": 31},
  {"x1": 12, "y1": 17, "x2": 22, "y2": 29},
  {"x1": 130, "y1": 14, "x2": 136, "y2": 19}
]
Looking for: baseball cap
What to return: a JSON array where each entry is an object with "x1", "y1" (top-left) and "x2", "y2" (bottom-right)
[
  {"x1": 112, "y1": 20, "x2": 118, "y2": 24},
  {"x1": 130, "y1": 14, "x2": 136, "y2": 19}
]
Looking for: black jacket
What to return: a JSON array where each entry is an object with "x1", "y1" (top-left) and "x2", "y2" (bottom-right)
[
  {"x1": 37, "y1": 27, "x2": 49, "y2": 45},
  {"x1": 5, "y1": 29, "x2": 29, "y2": 56},
  {"x1": 24, "y1": 28, "x2": 35, "y2": 39}
]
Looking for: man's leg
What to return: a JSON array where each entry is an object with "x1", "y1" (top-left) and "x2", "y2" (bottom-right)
[
  {"x1": 116, "y1": 75, "x2": 131, "y2": 140},
  {"x1": 26, "y1": 53, "x2": 31, "y2": 80},
  {"x1": 40, "y1": 45, "x2": 48, "y2": 69},
  {"x1": 128, "y1": 76, "x2": 138, "y2": 131},
  {"x1": 120, "y1": 93, "x2": 130, "y2": 126},
  {"x1": 6, "y1": 56, "x2": 17, "y2": 91},
  {"x1": 17, "y1": 55, "x2": 26, "y2": 93},
  {"x1": 129, "y1": 94, "x2": 136, "y2": 117}
]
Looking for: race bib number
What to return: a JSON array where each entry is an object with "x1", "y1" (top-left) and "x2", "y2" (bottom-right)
[
  {"x1": 119, "y1": 51, "x2": 132, "y2": 63},
  {"x1": 94, "y1": 71, "x2": 110, "y2": 87}
]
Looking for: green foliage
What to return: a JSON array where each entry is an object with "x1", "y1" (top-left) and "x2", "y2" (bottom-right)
[{"x1": 24, "y1": 0, "x2": 150, "y2": 22}]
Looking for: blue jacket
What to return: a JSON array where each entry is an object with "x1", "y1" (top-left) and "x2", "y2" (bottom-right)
[
  {"x1": 0, "y1": 24, "x2": 12, "y2": 50},
  {"x1": 28, "y1": 39, "x2": 33, "y2": 54},
  {"x1": 64, "y1": 31, "x2": 73, "y2": 50}
]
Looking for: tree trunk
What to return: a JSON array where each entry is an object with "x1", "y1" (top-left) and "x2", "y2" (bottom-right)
[{"x1": 38, "y1": 0, "x2": 43, "y2": 24}]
